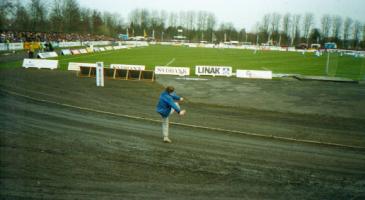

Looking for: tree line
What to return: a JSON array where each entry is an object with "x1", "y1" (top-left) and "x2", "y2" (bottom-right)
[
  {"x1": 1, "y1": 0, "x2": 364, "y2": 49},
  {"x1": 255, "y1": 13, "x2": 364, "y2": 49}
]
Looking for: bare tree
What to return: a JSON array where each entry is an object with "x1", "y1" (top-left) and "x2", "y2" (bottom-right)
[
  {"x1": 270, "y1": 13, "x2": 281, "y2": 42},
  {"x1": 13, "y1": 2, "x2": 30, "y2": 31},
  {"x1": 177, "y1": 11, "x2": 186, "y2": 28},
  {"x1": 49, "y1": 0, "x2": 64, "y2": 32},
  {"x1": 363, "y1": 23, "x2": 365, "y2": 44},
  {"x1": 29, "y1": 0, "x2": 48, "y2": 32},
  {"x1": 196, "y1": 11, "x2": 208, "y2": 31},
  {"x1": 0, "y1": 0, "x2": 15, "y2": 30},
  {"x1": 321, "y1": 14, "x2": 332, "y2": 42},
  {"x1": 168, "y1": 12, "x2": 177, "y2": 28},
  {"x1": 260, "y1": 14, "x2": 270, "y2": 42},
  {"x1": 91, "y1": 10, "x2": 103, "y2": 34},
  {"x1": 281, "y1": 13, "x2": 291, "y2": 45},
  {"x1": 352, "y1": 20, "x2": 361, "y2": 49},
  {"x1": 290, "y1": 14, "x2": 301, "y2": 46},
  {"x1": 331, "y1": 15, "x2": 343, "y2": 42},
  {"x1": 186, "y1": 11, "x2": 195, "y2": 31},
  {"x1": 343, "y1": 17, "x2": 353, "y2": 48},
  {"x1": 63, "y1": 0, "x2": 81, "y2": 33},
  {"x1": 302, "y1": 13, "x2": 314, "y2": 44}
]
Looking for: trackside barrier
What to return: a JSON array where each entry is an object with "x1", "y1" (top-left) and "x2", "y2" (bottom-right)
[
  {"x1": 37, "y1": 51, "x2": 58, "y2": 58},
  {"x1": 77, "y1": 66, "x2": 154, "y2": 82},
  {"x1": 78, "y1": 66, "x2": 96, "y2": 77},
  {"x1": 96, "y1": 62, "x2": 104, "y2": 87},
  {"x1": 22, "y1": 59, "x2": 58, "y2": 70}
]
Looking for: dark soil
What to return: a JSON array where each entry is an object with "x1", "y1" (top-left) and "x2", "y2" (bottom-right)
[{"x1": 1, "y1": 68, "x2": 365, "y2": 199}]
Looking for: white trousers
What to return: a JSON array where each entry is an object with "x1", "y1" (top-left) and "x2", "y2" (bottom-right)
[{"x1": 162, "y1": 102, "x2": 180, "y2": 138}]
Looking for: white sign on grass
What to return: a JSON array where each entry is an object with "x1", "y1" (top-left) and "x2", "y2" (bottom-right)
[
  {"x1": 79, "y1": 49, "x2": 88, "y2": 54},
  {"x1": 37, "y1": 51, "x2": 58, "y2": 58},
  {"x1": 71, "y1": 49, "x2": 80, "y2": 55},
  {"x1": 195, "y1": 66, "x2": 232, "y2": 77},
  {"x1": 61, "y1": 49, "x2": 72, "y2": 55},
  {"x1": 155, "y1": 66, "x2": 190, "y2": 76},
  {"x1": 67, "y1": 62, "x2": 97, "y2": 71},
  {"x1": 22, "y1": 59, "x2": 58, "y2": 69},
  {"x1": 236, "y1": 70, "x2": 272, "y2": 79},
  {"x1": 110, "y1": 64, "x2": 145, "y2": 71}
]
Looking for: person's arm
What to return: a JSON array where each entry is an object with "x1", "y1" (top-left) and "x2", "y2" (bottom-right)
[
  {"x1": 170, "y1": 92, "x2": 183, "y2": 101},
  {"x1": 166, "y1": 97, "x2": 181, "y2": 113}
]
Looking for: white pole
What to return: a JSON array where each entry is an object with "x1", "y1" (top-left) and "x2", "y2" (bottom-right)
[
  {"x1": 326, "y1": 51, "x2": 330, "y2": 76},
  {"x1": 96, "y1": 62, "x2": 104, "y2": 87}
]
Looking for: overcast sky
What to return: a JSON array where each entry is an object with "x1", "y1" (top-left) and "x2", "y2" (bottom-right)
[{"x1": 78, "y1": 0, "x2": 365, "y2": 31}]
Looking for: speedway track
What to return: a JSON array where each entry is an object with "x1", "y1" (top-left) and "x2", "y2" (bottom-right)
[{"x1": 1, "y1": 68, "x2": 365, "y2": 199}]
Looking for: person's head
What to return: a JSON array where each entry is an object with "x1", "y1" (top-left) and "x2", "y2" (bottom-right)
[{"x1": 165, "y1": 86, "x2": 175, "y2": 94}]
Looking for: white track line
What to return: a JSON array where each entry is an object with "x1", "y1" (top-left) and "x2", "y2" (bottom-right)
[
  {"x1": 164, "y1": 58, "x2": 176, "y2": 66},
  {"x1": 1, "y1": 88, "x2": 364, "y2": 150},
  {"x1": 59, "y1": 51, "x2": 119, "y2": 62}
]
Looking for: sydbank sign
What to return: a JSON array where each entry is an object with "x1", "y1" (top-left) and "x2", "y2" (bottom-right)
[
  {"x1": 195, "y1": 66, "x2": 232, "y2": 77},
  {"x1": 110, "y1": 64, "x2": 145, "y2": 71},
  {"x1": 155, "y1": 66, "x2": 190, "y2": 76}
]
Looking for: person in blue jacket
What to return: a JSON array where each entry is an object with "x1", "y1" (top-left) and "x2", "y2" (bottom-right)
[{"x1": 156, "y1": 86, "x2": 186, "y2": 143}]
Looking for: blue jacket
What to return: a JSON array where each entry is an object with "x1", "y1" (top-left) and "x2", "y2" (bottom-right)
[{"x1": 156, "y1": 91, "x2": 181, "y2": 118}]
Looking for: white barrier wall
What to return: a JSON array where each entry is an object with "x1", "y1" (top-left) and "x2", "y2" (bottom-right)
[
  {"x1": 236, "y1": 70, "x2": 272, "y2": 79},
  {"x1": 155, "y1": 66, "x2": 190, "y2": 76},
  {"x1": 22, "y1": 59, "x2": 58, "y2": 69},
  {"x1": 68, "y1": 62, "x2": 96, "y2": 71},
  {"x1": 195, "y1": 66, "x2": 232, "y2": 77},
  {"x1": 58, "y1": 42, "x2": 82, "y2": 47},
  {"x1": 0, "y1": 43, "x2": 24, "y2": 51},
  {"x1": 96, "y1": 62, "x2": 104, "y2": 87}
]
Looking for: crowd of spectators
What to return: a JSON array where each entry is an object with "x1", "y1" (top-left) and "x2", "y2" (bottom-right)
[{"x1": 0, "y1": 31, "x2": 118, "y2": 43}]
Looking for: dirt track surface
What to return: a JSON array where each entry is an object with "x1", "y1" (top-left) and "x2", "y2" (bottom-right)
[{"x1": 1, "y1": 68, "x2": 365, "y2": 199}]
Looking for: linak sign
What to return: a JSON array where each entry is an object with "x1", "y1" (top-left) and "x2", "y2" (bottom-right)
[
  {"x1": 195, "y1": 66, "x2": 232, "y2": 77},
  {"x1": 155, "y1": 66, "x2": 190, "y2": 76}
]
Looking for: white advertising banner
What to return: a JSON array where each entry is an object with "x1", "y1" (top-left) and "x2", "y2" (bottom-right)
[
  {"x1": 236, "y1": 70, "x2": 272, "y2": 79},
  {"x1": 58, "y1": 42, "x2": 82, "y2": 47},
  {"x1": 68, "y1": 62, "x2": 97, "y2": 71},
  {"x1": 0, "y1": 44, "x2": 7, "y2": 51},
  {"x1": 71, "y1": 49, "x2": 80, "y2": 55},
  {"x1": 195, "y1": 66, "x2": 232, "y2": 77},
  {"x1": 37, "y1": 51, "x2": 58, "y2": 58},
  {"x1": 113, "y1": 46, "x2": 127, "y2": 50},
  {"x1": 0, "y1": 43, "x2": 24, "y2": 51},
  {"x1": 22, "y1": 59, "x2": 58, "y2": 69},
  {"x1": 110, "y1": 64, "x2": 145, "y2": 71},
  {"x1": 105, "y1": 46, "x2": 114, "y2": 50},
  {"x1": 61, "y1": 49, "x2": 72, "y2": 55},
  {"x1": 86, "y1": 47, "x2": 93, "y2": 53},
  {"x1": 155, "y1": 66, "x2": 190, "y2": 76},
  {"x1": 79, "y1": 49, "x2": 88, "y2": 54},
  {"x1": 9, "y1": 43, "x2": 24, "y2": 50},
  {"x1": 87, "y1": 41, "x2": 111, "y2": 46}
]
